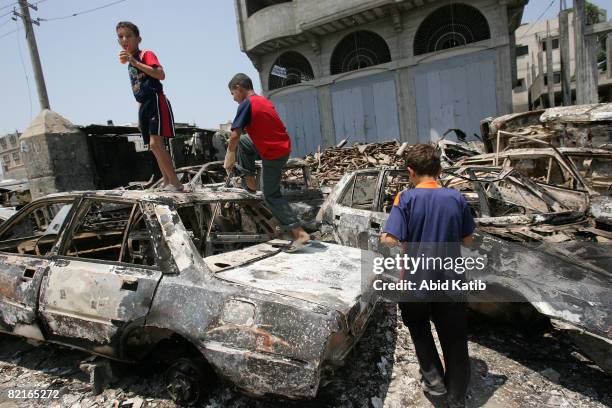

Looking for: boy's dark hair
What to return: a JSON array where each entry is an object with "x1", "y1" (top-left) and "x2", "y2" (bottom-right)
[
  {"x1": 404, "y1": 144, "x2": 441, "y2": 177},
  {"x1": 116, "y1": 21, "x2": 139, "y2": 37},
  {"x1": 228, "y1": 73, "x2": 253, "y2": 90}
]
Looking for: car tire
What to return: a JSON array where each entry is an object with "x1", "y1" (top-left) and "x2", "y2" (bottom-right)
[{"x1": 164, "y1": 357, "x2": 213, "y2": 406}]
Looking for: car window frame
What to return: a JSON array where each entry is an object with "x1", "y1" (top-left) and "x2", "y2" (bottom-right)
[
  {"x1": 56, "y1": 197, "x2": 162, "y2": 271},
  {"x1": 0, "y1": 196, "x2": 80, "y2": 258}
]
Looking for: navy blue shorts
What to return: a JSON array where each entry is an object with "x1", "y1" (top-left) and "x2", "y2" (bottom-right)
[{"x1": 138, "y1": 93, "x2": 175, "y2": 145}]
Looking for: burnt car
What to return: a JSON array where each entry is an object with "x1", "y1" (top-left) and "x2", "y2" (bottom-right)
[
  {"x1": 129, "y1": 159, "x2": 324, "y2": 232},
  {"x1": 317, "y1": 166, "x2": 612, "y2": 372},
  {"x1": 0, "y1": 187, "x2": 375, "y2": 404},
  {"x1": 456, "y1": 147, "x2": 612, "y2": 225}
]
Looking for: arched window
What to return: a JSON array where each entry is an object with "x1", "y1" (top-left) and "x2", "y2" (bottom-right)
[
  {"x1": 246, "y1": 0, "x2": 291, "y2": 17},
  {"x1": 330, "y1": 31, "x2": 391, "y2": 75},
  {"x1": 414, "y1": 4, "x2": 490, "y2": 56},
  {"x1": 268, "y1": 51, "x2": 314, "y2": 90}
]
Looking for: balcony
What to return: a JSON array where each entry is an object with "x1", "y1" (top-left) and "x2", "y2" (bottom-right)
[{"x1": 242, "y1": 1, "x2": 298, "y2": 51}]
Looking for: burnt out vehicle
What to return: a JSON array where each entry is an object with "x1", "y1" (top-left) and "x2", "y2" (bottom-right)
[
  {"x1": 138, "y1": 158, "x2": 324, "y2": 231},
  {"x1": 0, "y1": 187, "x2": 375, "y2": 404},
  {"x1": 456, "y1": 147, "x2": 612, "y2": 225},
  {"x1": 317, "y1": 166, "x2": 612, "y2": 372}
]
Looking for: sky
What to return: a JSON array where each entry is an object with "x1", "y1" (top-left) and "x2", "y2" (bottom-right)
[{"x1": 0, "y1": 0, "x2": 611, "y2": 135}]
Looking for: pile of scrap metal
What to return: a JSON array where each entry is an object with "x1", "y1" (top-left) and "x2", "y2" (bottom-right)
[
  {"x1": 464, "y1": 103, "x2": 612, "y2": 228},
  {"x1": 302, "y1": 138, "x2": 481, "y2": 187},
  {"x1": 316, "y1": 164, "x2": 612, "y2": 373},
  {"x1": 0, "y1": 187, "x2": 376, "y2": 404},
  {"x1": 480, "y1": 103, "x2": 612, "y2": 152}
]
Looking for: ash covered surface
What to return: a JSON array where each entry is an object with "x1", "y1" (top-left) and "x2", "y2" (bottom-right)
[{"x1": 0, "y1": 304, "x2": 610, "y2": 408}]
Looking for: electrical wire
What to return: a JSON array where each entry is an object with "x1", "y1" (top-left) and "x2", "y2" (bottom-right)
[
  {"x1": 39, "y1": 0, "x2": 127, "y2": 21},
  {"x1": 0, "y1": 26, "x2": 19, "y2": 40},
  {"x1": 0, "y1": 0, "x2": 48, "y2": 20},
  {"x1": 0, "y1": 1, "x2": 16, "y2": 12},
  {"x1": 517, "y1": 0, "x2": 557, "y2": 40},
  {"x1": 0, "y1": 16, "x2": 12, "y2": 29},
  {"x1": 14, "y1": 19, "x2": 33, "y2": 119}
]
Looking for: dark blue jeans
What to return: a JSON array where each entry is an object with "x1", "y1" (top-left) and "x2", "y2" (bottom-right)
[{"x1": 235, "y1": 134, "x2": 300, "y2": 231}]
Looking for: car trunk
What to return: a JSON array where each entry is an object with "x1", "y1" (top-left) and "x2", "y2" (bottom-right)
[{"x1": 207, "y1": 240, "x2": 369, "y2": 314}]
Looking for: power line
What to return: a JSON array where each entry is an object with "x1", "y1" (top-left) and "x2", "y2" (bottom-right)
[
  {"x1": 39, "y1": 0, "x2": 127, "y2": 21},
  {"x1": 0, "y1": 17, "x2": 12, "y2": 29},
  {"x1": 0, "y1": 2, "x2": 17, "y2": 12},
  {"x1": 0, "y1": 26, "x2": 19, "y2": 39},
  {"x1": 517, "y1": 0, "x2": 557, "y2": 40}
]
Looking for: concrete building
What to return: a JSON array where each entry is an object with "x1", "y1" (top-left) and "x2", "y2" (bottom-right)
[
  {"x1": 235, "y1": 0, "x2": 526, "y2": 156},
  {"x1": 513, "y1": 10, "x2": 612, "y2": 112},
  {"x1": 0, "y1": 132, "x2": 27, "y2": 180}
]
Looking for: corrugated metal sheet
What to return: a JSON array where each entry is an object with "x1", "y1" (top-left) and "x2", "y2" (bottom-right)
[
  {"x1": 272, "y1": 89, "x2": 322, "y2": 157},
  {"x1": 414, "y1": 50, "x2": 498, "y2": 143},
  {"x1": 331, "y1": 72, "x2": 400, "y2": 144}
]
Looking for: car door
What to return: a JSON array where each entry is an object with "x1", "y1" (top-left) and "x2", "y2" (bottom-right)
[
  {"x1": 37, "y1": 198, "x2": 163, "y2": 357},
  {"x1": 330, "y1": 170, "x2": 381, "y2": 250},
  {"x1": 0, "y1": 197, "x2": 76, "y2": 339},
  {"x1": 369, "y1": 170, "x2": 413, "y2": 256}
]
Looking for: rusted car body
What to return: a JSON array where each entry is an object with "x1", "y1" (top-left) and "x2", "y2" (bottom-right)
[
  {"x1": 456, "y1": 147, "x2": 612, "y2": 225},
  {"x1": 0, "y1": 187, "x2": 375, "y2": 403},
  {"x1": 317, "y1": 166, "x2": 612, "y2": 372}
]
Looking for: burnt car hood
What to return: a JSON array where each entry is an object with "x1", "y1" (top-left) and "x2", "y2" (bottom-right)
[{"x1": 207, "y1": 241, "x2": 367, "y2": 313}]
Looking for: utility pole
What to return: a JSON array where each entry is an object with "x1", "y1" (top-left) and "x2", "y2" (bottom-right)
[
  {"x1": 574, "y1": 0, "x2": 598, "y2": 104},
  {"x1": 559, "y1": 3, "x2": 572, "y2": 106},
  {"x1": 15, "y1": 0, "x2": 50, "y2": 110}
]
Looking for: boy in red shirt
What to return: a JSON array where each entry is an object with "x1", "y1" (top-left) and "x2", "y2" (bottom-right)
[
  {"x1": 224, "y1": 73, "x2": 310, "y2": 250},
  {"x1": 116, "y1": 21, "x2": 184, "y2": 192}
]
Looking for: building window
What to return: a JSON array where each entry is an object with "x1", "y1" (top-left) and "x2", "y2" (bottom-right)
[
  {"x1": 9, "y1": 134, "x2": 16, "y2": 146},
  {"x1": 330, "y1": 30, "x2": 391, "y2": 75},
  {"x1": 12, "y1": 152, "x2": 20, "y2": 165},
  {"x1": 3, "y1": 155, "x2": 11, "y2": 166},
  {"x1": 516, "y1": 45, "x2": 529, "y2": 57},
  {"x1": 0, "y1": 139, "x2": 6, "y2": 151},
  {"x1": 246, "y1": 0, "x2": 291, "y2": 17},
  {"x1": 543, "y1": 71, "x2": 561, "y2": 85},
  {"x1": 268, "y1": 51, "x2": 315, "y2": 90},
  {"x1": 414, "y1": 4, "x2": 490, "y2": 56},
  {"x1": 514, "y1": 78, "x2": 526, "y2": 91},
  {"x1": 541, "y1": 38, "x2": 559, "y2": 51}
]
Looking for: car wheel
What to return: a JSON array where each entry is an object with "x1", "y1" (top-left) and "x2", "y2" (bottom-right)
[{"x1": 164, "y1": 357, "x2": 209, "y2": 406}]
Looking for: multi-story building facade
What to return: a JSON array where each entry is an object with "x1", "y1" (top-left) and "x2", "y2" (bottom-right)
[
  {"x1": 513, "y1": 10, "x2": 612, "y2": 112},
  {"x1": 0, "y1": 132, "x2": 26, "y2": 180},
  {"x1": 235, "y1": 0, "x2": 525, "y2": 156}
]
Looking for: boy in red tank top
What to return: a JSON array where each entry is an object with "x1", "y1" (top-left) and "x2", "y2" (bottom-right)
[{"x1": 224, "y1": 74, "x2": 310, "y2": 251}]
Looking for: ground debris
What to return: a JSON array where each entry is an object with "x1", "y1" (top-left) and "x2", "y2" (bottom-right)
[
  {"x1": 0, "y1": 304, "x2": 610, "y2": 408},
  {"x1": 303, "y1": 141, "x2": 405, "y2": 186}
]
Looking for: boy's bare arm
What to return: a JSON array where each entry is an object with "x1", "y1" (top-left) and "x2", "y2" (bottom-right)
[
  {"x1": 380, "y1": 232, "x2": 399, "y2": 247},
  {"x1": 121, "y1": 51, "x2": 165, "y2": 80},
  {"x1": 228, "y1": 129, "x2": 241, "y2": 152},
  {"x1": 462, "y1": 234, "x2": 473, "y2": 246}
]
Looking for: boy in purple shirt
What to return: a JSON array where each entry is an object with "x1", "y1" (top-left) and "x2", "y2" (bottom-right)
[{"x1": 380, "y1": 144, "x2": 475, "y2": 408}]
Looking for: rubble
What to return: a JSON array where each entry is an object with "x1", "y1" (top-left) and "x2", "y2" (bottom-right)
[
  {"x1": 302, "y1": 139, "x2": 480, "y2": 187},
  {"x1": 1, "y1": 304, "x2": 611, "y2": 407}
]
